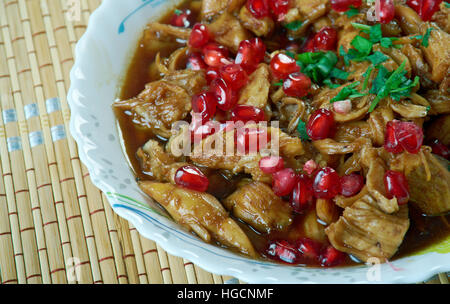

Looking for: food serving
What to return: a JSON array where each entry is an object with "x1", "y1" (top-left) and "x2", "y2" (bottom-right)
[{"x1": 113, "y1": 0, "x2": 450, "y2": 268}]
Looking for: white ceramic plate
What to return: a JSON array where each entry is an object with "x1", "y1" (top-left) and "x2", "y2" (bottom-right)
[{"x1": 68, "y1": 0, "x2": 450, "y2": 283}]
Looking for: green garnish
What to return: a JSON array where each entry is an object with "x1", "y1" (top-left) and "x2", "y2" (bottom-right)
[
  {"x1": 330, "y1": 81, "x2": 364, "y2": 103},
  {"x1": 421, "y1": 27, "x2": 435, "y2": 47},
  {"x1": 324, "y1": 79, "x2": 341, "y2": 89},
  {"x1": 297, "y1": 51, "x2": 344, "y2": 83},
  {"x1": 284, "y1": 20, "x2": 303, "y2": 31},
  {"x1": 330, "y1": 68, "x2": 350, "y2": 80},
  {"x1": 445, "y1": 2, "x2": 450, "y2": 8},
  {"x1": 273, "y1": 80, "x2": 284, "y2": 87},
  {"x1": 297, "y1": 120, "x2": 310, "y2": 141},
  {"x1": 285, "y1": 51, "x2": 296, "y2": 59},
  {"x1": 367, "y1": 51, "x2": 389, "y2": 65},
  {"x1": 362, "y1": 65, "x2": 374, "y2": 91},
  {"x1": 368, "y1": 61, "x2": 420, "y2": 112},
  {"x1": 345, "y1": 7, "x2": 360, "y2": 17},
  {"x1": 174, "y1": 9, "x2": 183, "y2": 15}
]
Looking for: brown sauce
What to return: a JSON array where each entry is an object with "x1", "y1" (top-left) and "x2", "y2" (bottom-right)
[{"x1": 114, "y1": 2, "x2": 450, "y2": 266}]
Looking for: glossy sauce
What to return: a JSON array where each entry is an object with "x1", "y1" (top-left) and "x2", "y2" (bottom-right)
[{"x1": 114, "y1": 2, "x2": 450, "y2": 266}]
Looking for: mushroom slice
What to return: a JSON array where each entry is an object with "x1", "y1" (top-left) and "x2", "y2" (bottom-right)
[{"x1": 139, "y1": 181, "x2": 257, "y2": 257}]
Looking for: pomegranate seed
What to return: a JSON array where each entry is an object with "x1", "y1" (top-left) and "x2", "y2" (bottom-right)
[
  {"x1": 303, "y1": 35, "x2": 316, "y2": 52},
  {"x1": 406, "y1": 0, "x2": 421, "y2": 12},
  {"x1": 283, "y1": 72, "x2": 311, "y2": 98},
  {"x1": 246, "y1": 0, "x2": 271, "y2": 19},
  {"x1": 269, "y1": 0, "x2": 290, "y2": 21},
  {"x1": 266, "y1": 240, "x2": 299, "y2": 264},
  {"x1": 395, "y1": 121, "x2": 424, "y2": 154},
  {"x1": 333, "y1": 99, "x2": 352, "y2": 114},
  {"x1": 259, "y1": 156, "x2": 285, "y2": 174},
  {"x1": 303, "y1": 159, "x2": 318, "y2": 175},
  {"x1": 187, "y1": 52, "x2": 207, "y2": 70},
  {"x1": 384, "y1": 120, "x2": 403, "y2": 153},
  {"x1": 407, "y1": 0, "x2": 443, "y2": 21},
  {"x1": 191, "y1": 92, "x2": 217, "y2": 122},
  {"x1": 376, "y1": 0, "x2": 395, "y2": 24},
  {"x1": 340, "y1": 173, "x2": 364, "y2": 197},
  {"x1": 430, "y1": 139, "x2": 450, "y2": 160},
  {"x1": 384, "y1": 170, "x2": 410, "y2": 205},
  {"x1": 272, "y1": 168, "x2": 297, "y2": 196},
  {"x1": 290, "y1": 174, "x2": 315, "y2": 213},
  {"x1": 170, "y1": 9, "x2": 193, "y2": 28},
  {"x1": 174, "y1": 165, "x2": 210, "y2": 192},
  {"x1": 205, "y1": 66, "x2": 220, "y2": 84},
  {"x1": 270, "y1": 53, "x2": 300, "y2": 80},
  {"x1": 220, "y1": 64, "x2": 249, "y2": 91},
  {"x1": 189, "y1": 23, "x2": 210, "y2": 48},
  {"x1": 203, "y1": 43, "x2": 230, "y2": 68},
  {"x1": 306, "y1": 109, "x2": 336, "y2": 140},
  {"x1": 314, "y1": 27, "x2": 338, "y2": 51},
  {"x1": 296, "y1": 238, "x2": 322, "y2": 261},
  {"x1": 330, "y1": 0, "x2": 362, "y2": 12},
  {"x1": 313, "y1": 167, "x2": 341, "y2": 199},
  {"x1": 319, "y1": 245, "x2": 346, "y2": 267},
  {"x1": 230, "y1": 105, "x2": 266, "y2": 123},
  {"x1": 235, "y1": 38, "x2": 267, "y2": 73},
  {"x1": 235, "y1": 126, "x2": 269, "y2": 154},
  {"x1": 210, "y1": 77, "x2": 238, "y2": 111}
]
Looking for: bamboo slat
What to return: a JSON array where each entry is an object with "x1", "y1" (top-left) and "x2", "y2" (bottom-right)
[{"x1": 0, "y1": 0, "x2": 446, "y2": 285}]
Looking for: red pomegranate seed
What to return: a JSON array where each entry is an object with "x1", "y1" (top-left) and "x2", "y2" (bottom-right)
[
  {"x1": 313, "y1": 167, "x2": 341, "y2": 199},
  {"x1": 210, "y1": 77, "x2": 238, "y2": 111},
  {"x1": 235, "y1": 38, "x2": 267, "y2": 73},
  {"x1": 230, "y1": 105, "x2": 266, "y2": 123},
  {"x1": 306, "y1": 109, "x2": 336, "y2": 141},
  {"x1": 319, "y1": 245, "x2": 346, "y2": 267},
  {"x1": 314, "y1": 27, "x2": 338, "y2": 51},
  {"x1": 266, "y1": 240, "x2": 299, "y2": 264},
  {"x1": 340, "y1": 173, "x2": 364, "y2": 197},
  {"x1": 376, "y1": 0, "x2": 395, "y2": 24},
  {"x1": 246, "y1": 0, "x2": 271, "y2": 19},
  {"x1": 170, "y1": 9, "x2": 193, "y2": 28},
  {"x1": 406, "y1": 0, "x2": 422, "y2": 12},
  {"x1": 235, "y1": 127, "x2": 269, "y2": 154},
  {"x1": 290, "y1": 174, "x2": 314, "y2": 213},
  {"x1": 187, "y1": 52, "x2": 207, "y2": 70},
  {"x1": 407, "y1": 0, "x2": 443, "y2": 21},
  {"x1": 430, "y1": 139, "x2": 450, "y2": 160},
  {"x1": 330, "y1": 0, "x2": 362, "y2": 12},
  {"x1": 259, "y1": 156, "x2": 285, "y2": 174},
  {"x1": 384, "y1": 170, "x2": 410, "y2": 205},
  {"x1": 203, "y1": 43, "x2": 230, "y2": 67},
  {"x1": 205, "y1": 66, "x2": 220, "y2": 84},
  {"x1": 384, "y1": 120, "x2": 403, "y2": 153},
  {"x1": 174, "y1": 165, "x2": 210, "y2": 192},
  {"x1": 191, "y1": 92, "x2": 217, "y2": 122},
  {"x1": 270, "y1": 53, "x2": 300, "y2": 80},
  {"x1": 220, "y1": 64, "x2": 249, "y2": 91},
  {"x1": 190, "y1": 115, "x2": 222, "y2": 144},
  {"x1": 395, "y1": 121, "x2": 424, "y2": 154},
  {"x1": 303, "y1": 159, "x2": 318, "y2": 175},
  {"x1": 283, "y1": 72, "x2": 311, "y2": 98},
  {"x1": 270, "y1": 0, "x2": 290, "y2": 21},
  {"x1": 272, "y1": 168, "x2": 297, "y2": 196},
  {"x1": 189, "y1": 23, "x2": 210, "y2": 48},
  {"x1": 296, "y1": 238, "x2": 322, "y2": 261}
]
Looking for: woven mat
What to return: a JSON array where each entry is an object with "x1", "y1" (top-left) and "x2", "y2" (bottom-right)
[{"x1": 0, "y1": 0, "x2": 447, "y2": 284}]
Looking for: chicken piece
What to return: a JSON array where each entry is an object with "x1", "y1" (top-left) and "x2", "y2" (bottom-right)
[
  {"x1": 274, "y1": 97, "x2": 307, "y2": 134},
  {"x1": 136, "y1": 140, "x2": 187, "y2": 183},
  {"x1": 395, "y1": 5, "x2": 423, "y2": 35},
  {"x1": 207, "y1": 12, "x2": 252, "y2": 52},
  {"x1": 316, "y1": 199, "x2": 340, "y2": 225},
  {"x1": 139, "y1": 182, "x2": 257, "y2": 257},
  {"x1": 367, "y1": 105, "x2": 395, "y2": 146},
  {"x1": 333, "y1": 122, "x2": 372, "y2": 144},
  {"x1": 239, "y1": 5, "x2": 275, "y2": 37},
  {"x1": 223, "y1": 182, "x2": 293, "y2": 233},
  {"x1": 312, "y1": 137, "x2": 371, "y2": 155},
  {"x1": 426, "y1": 114, "x2": 450, "y2": 145},
  {"x1": 114, "y1": 80, "x2": 192, "y2": 138},
  {"x1": 401, "y1": 44, "x2": 434, "y2": 88},
  {"x1": 200, "y1": 0, "x2": 245, "y2": 20},
  {"x1": 163, "y1": 69, "x2": 207, "y2": 95},
  {"x1": 420, "y1": 26, "x2": 450, "y2": 83},
  {"x1": 289, "y1": 209, "x2": 327, "y2": 242},
  {"x1": 390, "y1": 149, "x2": 450, "y2": 215},
  {"x1": 294, "y1": 0, "x2": 328, "y2": 22},
  {"x1": 425, "y1": 90, "x2": 450, "y2": 115},
  {"x1": 144, "y1": 22, "x2": 191, "y2": 42},
  {"x1": 325, "y1": 194, "x2": 409, "y2": 262},
  {"x1": 238, "y1": 64, "x2": 271, "y2": 109}
]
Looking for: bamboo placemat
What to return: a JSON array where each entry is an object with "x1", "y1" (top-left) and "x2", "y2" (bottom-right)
[{"x1": 0, "y1": 0, "x2": 447, "y2": 285}]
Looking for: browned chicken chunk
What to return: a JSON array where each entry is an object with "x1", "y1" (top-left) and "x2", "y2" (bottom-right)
[{"x1": 207, "y1": 12, "x2": 252, "y2": 52}]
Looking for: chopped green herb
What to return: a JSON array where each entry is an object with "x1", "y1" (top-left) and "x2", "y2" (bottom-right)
[
  {"x1": 421, "y1": 27, "x2": 435, "y2": 47},
  {"x1": 297, "y1": 120, "x2": 310, "y2": 141},
  {"x1": 330, "y1": 81, "x2": 362, "y2": 103},
  {"x1": 297, "y1": 51, "x2": 340, "y2": 83},
  {"x1": 174, "y1": 9, "x2": 183, "y2": 15},
  {"x1": 380, "y1": 37, "x2": 397, "y2": 48},
  {"x1": 445, "y1": 2, "x2": 450, "y2": 8},
  {"x1": 351, "y1": 22, "x2": 372, "y2": 32},
  {"x1": 284, "y1": 20, "x2": 303, "y2": 31},
  {"x1": 324, "y1": 79, "x2": 341, "y2": 89},
  {"x1": 297, "y1": 52, "x2": 325, "y2": 64},
  {"x1": 285, "y1": 51, "x2": 296, "y2": 59},
  {"x1": 273, "y1": 80, "x2": 284, "y2": 87},
  {"x1": 345, "y1": 7, "x2": 360, "y2": 17},
  {"x1": 351, "y1": 35, "x2": 373, "y2": 56},
  {"x1": 369, "y1": 24, "x2": 383, "y2": 43},
  {"x1": 367, "y1": 51, "x2": 389, "y2": 65},
  {"x1": 330, "y1": 68, "x2": 350, "y2": 80},
  {"x1": 362, "y1": 65, "x2": 374, "y2": 91}
]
